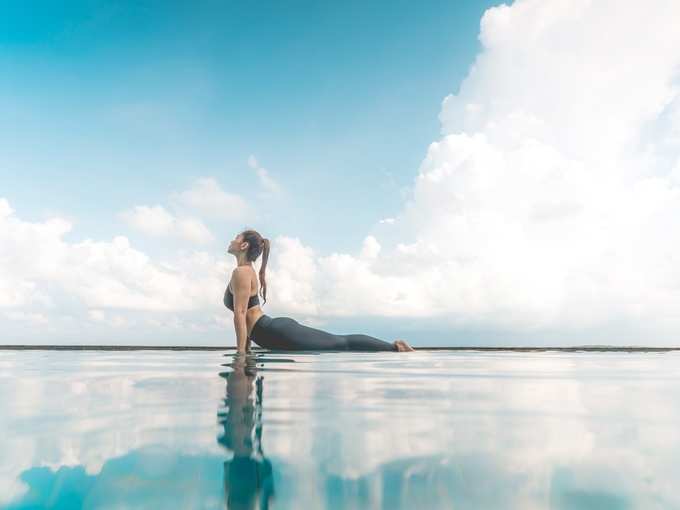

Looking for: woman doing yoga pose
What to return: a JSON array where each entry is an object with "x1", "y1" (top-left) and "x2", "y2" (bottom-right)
[{"x1": 225, "y1": 229, "x2": 414, "y2": 354}]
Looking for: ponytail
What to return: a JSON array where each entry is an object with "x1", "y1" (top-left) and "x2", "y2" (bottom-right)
[
  {"x1": 259, "y1": 238, "x2": 269, "y2": 305},
  {"x1": 239, "y1": 229, "x2": 270, "y2": 305}
]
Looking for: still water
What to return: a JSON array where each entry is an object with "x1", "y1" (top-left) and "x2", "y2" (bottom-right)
[{"x1": 0, "y1": 349, "x2": 679, "y2": 509}]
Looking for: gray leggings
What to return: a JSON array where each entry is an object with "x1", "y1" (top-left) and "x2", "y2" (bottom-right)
[{"x1": 250, "y1": 314, "x2": 397, "y2": 352}]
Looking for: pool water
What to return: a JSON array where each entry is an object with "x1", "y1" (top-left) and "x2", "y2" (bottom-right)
[{"x1": 1, "y1": 349, "x2": 679, "y2": 509}]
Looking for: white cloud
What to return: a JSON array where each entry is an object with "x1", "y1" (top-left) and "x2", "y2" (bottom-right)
[
  {"x1": 119, "y1": 205, "x2": 214, "y2": 244},
  {"x1": 247, "y1": 154, "x2": 282, "y2": 197},
  {"x1": 0, "y1": 197, "x2": 13, "y2": 217},
  {"x1": 4, "y1": 0, "x2": 680, "y2": 345},
  {"x1": 0, "y1": 200, "x2": 229, "y2": 316},
  {"x1": 171, "y1": 177, "x2": 251, "y2": 220},
  {"x1": 4, "y1": 311, "x2": 48, "y2": 325},
  {"x1": 405, "y1": 0, "x2": 680, "y2": 333},
  {"x1": 360, "y1": 235, "x2": 381, "y2": 260},
  {"x1": 87, "y1": 309, "x2": 131, "y2": 328},
  {"x1": 255, "y1": 0, "x2": 680, "y2": 341},
  {"x1": 175, "y1": 217, "x2": 215, "y2": 244},
  {"x1": 258, "y1": 235, "x2": 439, "y2": 318}
]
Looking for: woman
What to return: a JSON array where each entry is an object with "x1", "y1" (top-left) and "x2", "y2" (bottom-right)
[{"x1": 224, "y1": 229, "x2": 415, "y2": 353}]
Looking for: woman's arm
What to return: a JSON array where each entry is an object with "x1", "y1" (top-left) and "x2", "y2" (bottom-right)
[{"x1": 231, "y1": 267, "x2": 251, "y2": 353}]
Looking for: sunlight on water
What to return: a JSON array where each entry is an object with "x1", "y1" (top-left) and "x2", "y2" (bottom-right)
[{"x1": 1, "y1": 349, "x2": 679, "y2": 509}]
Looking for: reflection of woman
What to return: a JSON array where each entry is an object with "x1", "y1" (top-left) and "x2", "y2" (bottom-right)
[
  {"x1": 217, "y1": 354, "x2": 275, "y2": 510},
  {"x1": 225, "y1": 229, "x2": 415, "y2": 354}
]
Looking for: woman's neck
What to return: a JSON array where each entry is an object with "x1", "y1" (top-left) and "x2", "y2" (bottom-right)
[{"x1": 235, "y1": 254, "x2": 252, "y2": 267}]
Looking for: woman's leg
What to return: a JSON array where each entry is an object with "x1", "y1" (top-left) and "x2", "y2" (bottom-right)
[
  {"x1": 253, "y1": 316, "x2": 346, "y2": 350},
  {"x1": 251, "y1": 315, "x2": 397, "y2": 351},
  {"x1": 341, "y1": 334, "x2": 397, "y2": 352}
]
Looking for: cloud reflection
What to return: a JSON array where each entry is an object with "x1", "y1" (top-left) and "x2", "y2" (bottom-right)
[{"x1": 0, "y1": 351, "x2": 679, "y2": 509}]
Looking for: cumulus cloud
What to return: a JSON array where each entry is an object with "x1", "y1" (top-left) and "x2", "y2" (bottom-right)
[
  {"x1": 119, "y1": 175, "x2": 254, "y2": 245},
  {"x1": 360, "y1": 235, "x2": 381, "y2": 260},
  {"x1": 119, "y1": 205, "x2": 175, "y2": 236},
  {"x1": 0, "y1": 199, "x2": 229, "y2": 317},
  {"x1": 258, "y1": 235, "x2": 440, "y2": 318},
  {"x1": 252, "y1": 0, "x2": 680, "y2": 342},
  {"x1": 3, "y1": 0, "x2": 680, "y2": 345},
  {"x1": 119, "y1": 205, "x2": 214, "y2": 244},
  {"x1": 170, "y1": 177, "x2": 252, "y2": 220},
  {"x1": 405, "y1": 0, "x2": 680, "y2": 334},
  {"x1": 175, "y1": 217, "x2": 215, "y2": 244}
]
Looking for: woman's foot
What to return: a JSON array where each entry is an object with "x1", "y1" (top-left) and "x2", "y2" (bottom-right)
[{"x1": 393, "y1": 339, "x2": 415, "y2": 352}]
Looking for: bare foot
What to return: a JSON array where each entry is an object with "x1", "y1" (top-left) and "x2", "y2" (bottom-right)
[{"x1": 393, "y1": 339, "x2": 415, "y2": 352}]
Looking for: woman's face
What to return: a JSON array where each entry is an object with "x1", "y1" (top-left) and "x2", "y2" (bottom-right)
[{"x1": 227, "y1": 234, "x2": 244, "y2": 255}]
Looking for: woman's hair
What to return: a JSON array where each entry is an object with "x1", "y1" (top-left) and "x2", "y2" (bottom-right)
[{"x1": 239, "y1": 229, "x2": 270, "y2": 305}]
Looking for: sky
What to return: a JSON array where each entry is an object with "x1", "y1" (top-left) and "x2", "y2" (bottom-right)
[{"x1": 2, "y1": 0, "x2": 680, "y2": 347}]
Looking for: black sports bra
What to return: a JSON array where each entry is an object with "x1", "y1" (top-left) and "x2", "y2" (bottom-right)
[{"x1": 223, "y1": 281, "x2": 260, "y2": 312}]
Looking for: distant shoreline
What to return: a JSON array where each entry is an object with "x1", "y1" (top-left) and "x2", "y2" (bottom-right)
[{"x1": 0, "y1": 345, "x2": 678, "y2": 352}]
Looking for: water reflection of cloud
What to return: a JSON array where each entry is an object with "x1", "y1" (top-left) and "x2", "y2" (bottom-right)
[
  {"x1": 256, "y1": 352, "x2": 680, "y2": 509},
  {"x1": 3, "y1": 447, "x2": 225, "y2": 509},
  {"x1": 1, "y1": 351, "x2": 680, "y2": 508},
  {"x1": 0, "y1": 448, "x2": 646, "y2": 510},
  {"x1": 0, "y1": 351, "x2": 227, "y2": 504}
]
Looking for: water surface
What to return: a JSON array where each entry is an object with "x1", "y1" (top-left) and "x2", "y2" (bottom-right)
[{"x1": 1, "y1": 349, "x2": 678, "y2": 509}]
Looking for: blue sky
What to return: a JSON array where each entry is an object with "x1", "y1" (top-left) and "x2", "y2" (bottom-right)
[
  {"x1": 1, "y1": 0, "x2": 497, "y2": 254},
  {"x1": 2, "y1": 0, "x2": 680, "y2": 346}
]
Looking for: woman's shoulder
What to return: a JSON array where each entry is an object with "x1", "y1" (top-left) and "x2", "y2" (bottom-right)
[
  {"x1": 232, "y1": 266, "x2": 258, "y2": 288},
  {"x1": 232, "y1": 265, "x2": 256, "y2": 275}
]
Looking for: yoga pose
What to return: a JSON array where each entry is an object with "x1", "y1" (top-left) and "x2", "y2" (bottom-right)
[{"x1": 224, "y1": 229, "x2": 414, "y2": 353}]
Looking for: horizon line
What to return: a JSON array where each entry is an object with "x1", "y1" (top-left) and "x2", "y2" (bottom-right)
[{"x1": 1, "y1": 345, "x2": 679, "y2": 352}]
